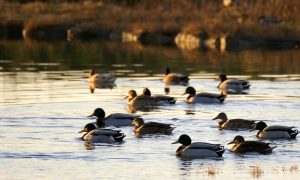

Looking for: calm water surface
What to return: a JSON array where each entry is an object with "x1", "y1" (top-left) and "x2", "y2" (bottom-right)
[{"x1": 0, "y1": 41, "x2": 300, "y2": 179}]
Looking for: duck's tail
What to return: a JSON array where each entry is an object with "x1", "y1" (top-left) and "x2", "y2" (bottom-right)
[
  {"x1": 290, "y1": 129, "x2": 299, "y2": 139},
  {"x1": 113, "y1": 133, "x2": 126, "y2": 142},
  {"x1": 215, "y1": 146, "x2": 226, "y2": 157},
  {"x1": 218, "y1": 92, "x2": 227, "y2": 103}
]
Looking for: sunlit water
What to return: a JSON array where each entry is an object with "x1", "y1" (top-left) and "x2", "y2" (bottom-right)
[{"x1": 0, "y1": 42, "x2": 300, "y2": 179}]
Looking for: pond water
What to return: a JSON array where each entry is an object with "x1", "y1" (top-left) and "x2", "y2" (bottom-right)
[{"x1": 0, "y1": 40, "x2": 300, "y2": 179}]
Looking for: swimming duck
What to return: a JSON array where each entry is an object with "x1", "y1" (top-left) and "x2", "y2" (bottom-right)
[
  {"x1": 228, "y1": 135, "x2": 276, "y2": 154},
  {"x1": 172, "y1": 134, "x2": 225, "y2": 158},
  {"x1": 131, "y1": 118, "x2": 175, "y2": 136},
  {"x1": 88, "y1": 108, "x2": 139, "y2": 127},
  {"x1": 217, "y1": 74, "x2": 250, "y2": 93},
  {"x1": 163, "y1": 67, "x2": 189, "y2": 86},
  {"x1": 212, "y1": 112, "x2": 256, "y2": 130},
  {"x1": 79, "y1": 123, "x2": 125, "y2": 143},
  {"x1": 125, "y1": 90, "x2": 161, "y2": 107},
  {"x1": 250, "y1": 121, "x2": 299, "y2": 139},
  {"x1": 142, "y1": 88, "x2": 176, "y2": 104},
  {"x1": 88, "y1": 69, "x2": 116, "y2": 93},
  {"x1": 182, "y1": 86, "x2": 226, "y2": 104}
]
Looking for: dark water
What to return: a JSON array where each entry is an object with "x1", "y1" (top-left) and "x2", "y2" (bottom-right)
[{"x1": 0, "y1": 40, "x2": 299, "y2": 179}]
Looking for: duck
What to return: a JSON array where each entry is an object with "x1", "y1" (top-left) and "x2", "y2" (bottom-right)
[
  {"x1": 88, "y1": 69, "x2": 116, "y2": 93},
  {"x1": 217, "y1": 74, "x2": 250, "y2": 93},
  {"x1": 88, "y1": 108, "x2": 139, "y2": 127},
  {"x1": 163, "y1": 67, "x2": 189, "y2": 86},
  {"x1": 228, "y1": 135, "x2": 276, "y2": 154},
  {"x1": 172, "y1": 134, "x2": 225, "y2": 158},
  {"x1": 142, "y1": 87, "x2": 176, "y2": 104},
  {"x1": 125, "y1": 89, "x2": 161, "y2": 107},
  {"x1": 131, "y1": 118, "x2": 175, "y2": 136},
  {"x1": 212, "y1": 112, "x2": 256, "y2": 130},
  {"x1": 250, "y1": 121, "x2": 299, "y2": 139},
  {"x1": 79, "y1": 123, "x2": 125, "y2": 143},
  {"x1": 182, "y1": 86, "x2": 226, "y2": 104}
]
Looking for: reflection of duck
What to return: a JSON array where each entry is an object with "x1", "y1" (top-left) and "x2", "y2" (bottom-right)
[
  {"x1": 88, "y1": 108, "x2": 139, "y2": 127},
  {"x1": 79, "y1": 123, "x2": 125, "y2": 143},
  {"x1": 125, "y1": 90, "x2": 161, "y2": 106},
  {"x1": 217, "y1": 74, "x2": 250, "y2": 93},
  {"x1": 212, "y1": 112, "x2": 256, "y2": 130},
  {"x1": 142, "y1": 88, "x2": 176, "y2": 104},
  {"x1": 172, "y1": 134, "x2": 225, "y2": 158},
  {"x1": 182, "y1": 86, "x2": 226, "y2": 103},
  {"x1": 88, "y1": 69, "x2": 116, "y2": 93},
  {"x1": 228, "y1": 135, "x2": 276, "y2": 154},
  {"x1": 131, "y1": 118, "x2": 174, "y2": 136},
  {"x1": 163, "y1": 67, "x2": 189, "y2": 86},
  {"x1": 250, "y1": 121, "x2": 299, "y2": 139}
]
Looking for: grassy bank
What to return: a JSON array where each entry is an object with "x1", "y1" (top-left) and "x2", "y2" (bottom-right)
[{"x1": 0, "y1": 0, "x2": 299, "y2": 48}]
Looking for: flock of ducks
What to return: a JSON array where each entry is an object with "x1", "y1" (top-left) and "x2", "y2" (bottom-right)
[{"x1": 82, "y1": 67, "x2": 299, "y2": 158}]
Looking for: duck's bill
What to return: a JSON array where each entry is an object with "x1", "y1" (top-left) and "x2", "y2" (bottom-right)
[
  {"x1": 227, "y1": 141, "x2": 234, "y2": 145},
  {"x1": 181, "y1": 92, "x2": 187, "y2": 96},
  {"x1": 78, "y1": 129, "x2": 87, "y2": 133},
  {"x1": 124, "y1": 96, "x2": 128, "y2": 99},
  {"x1": 249, "y1": 127, "x2": 256, "y2": 132},
  {"x1": 212, "y1": 116, "x2": 219, "y2": 120},
  {"x1": 171, "y1": 141, "x2": 179, "y2": 144},
  {"x1": 87, "y1": 113, "x2": 95, "y2": 118}
]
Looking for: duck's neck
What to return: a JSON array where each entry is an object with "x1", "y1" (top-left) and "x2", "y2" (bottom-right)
[
  {"x1": 219, "y1": 119, "x2": 227, "y2": 126},
  {"x1": 176, "y1": 146, "x2": 186, "y2": 156},
  {"x1": 96, "y1": 118, "x2": 105, "y2": 128},
  {"x1": 81, "y1": 132, "x2": 88, "y2": 140}
]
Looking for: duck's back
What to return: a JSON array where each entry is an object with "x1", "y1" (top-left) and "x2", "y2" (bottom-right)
[{"x1": 222, "y1": 119, "x2": 255, "y2": 130}]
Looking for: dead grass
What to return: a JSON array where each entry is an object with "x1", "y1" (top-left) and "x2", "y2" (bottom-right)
[
  {"x1": 206, "y1": 166, "x2": 219, "y2": 176},
  {"x1": 249, "y1": 165, "x2": 264, "y2": 178},
  {"x1": 0, "y1": 0, "x2": 300, "y2": 40}
]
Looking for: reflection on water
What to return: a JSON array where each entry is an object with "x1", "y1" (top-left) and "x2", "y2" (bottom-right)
[{"x1": 0, "y1": 40, "x2": 300, "y2": 179}]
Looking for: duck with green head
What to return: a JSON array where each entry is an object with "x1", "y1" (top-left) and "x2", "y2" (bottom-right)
[
  {"x1": 228, "y1": 135, "x2": 276, "y2": 154},
  {"x1": 88, "y1": 108, "x2": 139, "y2": 127},
  {"x1": 212, "y1": 112, "x2": 256, "y2": 130},
  {"x1": 172, "y1": 134, "x2": 225, "y2": 158},
  {"x1": 250, "y1": 121, "x2": 299, "y2": 139},
  {"x1": 163, "y1": 67, "x2": 189, "y2": 86},
  {"x1": 79, "y1": 123, "x2": 126, "y2": 143},
  {"x1": 142, "y1": 88, "x2": 176, "y2": 104},
  {"x1": 217, "y1": 74, "x2": 250, "y2": 94},
  {"x1": 182, "y1": 86, "x2": 226, "y2": 104}
]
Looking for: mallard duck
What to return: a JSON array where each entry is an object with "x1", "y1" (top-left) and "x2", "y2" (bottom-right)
[
  {"x1": 250, "y1": 121, "x2": 299, "y2": 139},
  {"x1": 88, "y1": 108, "x2": 139, "y2": 127},
  {"x1": 131, "y1": 118, "x2": 174, "y2": 135},
  {"x1": 79, "y1": 123, "x2": 125, "y2": 143},
  {"x1": 142, "y1": 88, "x2": 176, "y2": 104},
  {"x1": 217, "y1": 74, "x2": 250, "y2": 93},
  {"x1": 212, "y1": 112, "x2": 256, "y2": 130},
  {"x1": 182, "y1": 86, "x2": 226, "y2": 103},
  {"x1": 88, "y1": 69, "x2": 116, "y2": 93},
  {"x1": 172, "y1": 134, "x2": 225, "y2": 158},
  {"x1": 228, "y1": 135, "x2": 276, "y2": 154},
  {"x1": 163, "y1": 67, "x2": 189, "y2": 86},
  {"x1": 125, "y1": 90, "x2": 161, "y2": 106}
]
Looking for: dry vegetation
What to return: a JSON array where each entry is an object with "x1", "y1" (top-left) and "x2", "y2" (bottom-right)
[
  {"x1": 249, "y1": 165, "x2": 264, "y2": 178},
  {"x1": 0, "y1": 0, "x2": 299, "y2": 41}
]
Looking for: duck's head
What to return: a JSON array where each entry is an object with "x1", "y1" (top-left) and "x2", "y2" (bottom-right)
[
  {"x1": 182, "y1": 86, "x2": 196, "y2": 96},
  {"x1": 125, "y1": 90, "x2": 137, "y2": 99},
  {"x1": 228, "y1": 135, "x2": 245, "y2": 145},
  {"x1": 172, "y1": 134, "x2": 192, "y2": 146},
  {"x1": 218, "y1": 74, "x2": 228, "y2": 82},
  {"x1": 212, "y1": 112, "x2": 227, "y2": 121},
  {"x1": 88, "y1": 108, "x2": 105, "y2": 118},
  {"x1": 89, "y1": 69, "x2": 96, "y2": 76},
  {"x1": 131, "y1": 118, "x2": 144, "y2": 127},
  {"x1": 250, "y1": 121, "x2": 267, "y2": 131},
  {"x1": 165, "y1": 67, "x2": 171, "y2": 75},
  {"x1": 142, "y1": 88, "x2": 151, "y2": 96},
  {"x1": 79, "y1": 123, "x2": 96, "y2": 133}
]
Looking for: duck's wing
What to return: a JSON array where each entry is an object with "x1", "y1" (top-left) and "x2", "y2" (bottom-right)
[
  {"x1": 196, "y1": 92, "x2": 221, "y2": 98},
  {"x1": 106, "y1": 113, "x2": 139, "y2": 120},
  {"x1": 224, "y1": 119, "x2": 256, "y2": 129},
  {"x1": 89, "y1": 129, "x2": 121, "y2": 136},
  {"x1": 264, "y1": 125, "x2": 295, "y2": 131},
  {"x1": 188, "y1": 142, "x2": 221, "y2": 150},
  {"x1": 144, "y1": 122, "x2": 172, "y2": 129}
]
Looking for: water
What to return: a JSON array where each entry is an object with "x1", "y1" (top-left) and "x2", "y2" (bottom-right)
[{"x1": 0, "y1": 40, "x2": 300, "y2": 179}]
